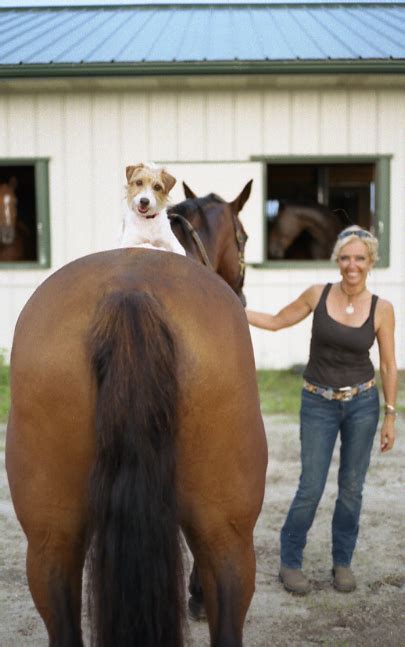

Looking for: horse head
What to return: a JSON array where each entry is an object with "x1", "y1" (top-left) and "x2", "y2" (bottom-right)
[
  {"x1": 169, "y1": 180, "x2": 252, "y2": 306},
  {"x1": 268, "y1": 203, "x2": 342, "y2": 260},
  {"x1": 0, "y1": 177, "x2": 18, "y2": 245}
]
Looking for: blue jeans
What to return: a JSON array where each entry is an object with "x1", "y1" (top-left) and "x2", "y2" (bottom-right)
[{"x1": 280, "y1": 386, "x2": 380, "y2": 568}]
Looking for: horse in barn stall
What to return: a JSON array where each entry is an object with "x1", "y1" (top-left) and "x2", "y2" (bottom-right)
[
  {"x1": 6, "y1": 181, "x2": 267, "y2": 646},
  {"x1": 267, "y1": 202, "x2": 345, "y2": 260},
  {"x1": 0, "y1": 178, "x2": 36, "y2": 263}
]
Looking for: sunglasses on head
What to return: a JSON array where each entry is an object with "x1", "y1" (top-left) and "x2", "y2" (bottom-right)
[{"x1": 338, "y1": 230, "x2": 373, "y2": 240}]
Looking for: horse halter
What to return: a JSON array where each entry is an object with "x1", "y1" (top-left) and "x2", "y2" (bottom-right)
[
  {"x1": 168, "y1": 212, "x2": 213, "y2": 270},
  {"x1": 232, "y1": 212, "x2": 247, "y2": 291}
]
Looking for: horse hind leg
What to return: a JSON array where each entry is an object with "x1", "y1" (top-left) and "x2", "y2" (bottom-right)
[
  {"x1": 26, "y1": 532, "x2": 85, "y2": 647},
  {"x1": 190, "y1": 533, "x2": 256, "y2": 647},
  {"x1": 188, "y1": 561, "x2": 206, "y2": 620}
]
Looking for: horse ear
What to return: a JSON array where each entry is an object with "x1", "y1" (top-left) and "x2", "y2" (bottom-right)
[
  {"x1": 161, "y1": 170, "x2": 176, "y2": 193},
  {"x1": 183, "y1": 182, "x2": 197, "y2": 200},
  {"x1": 126, "y1": 164, "x2": 143, "y2": 182},
  {"x1": 230, "y1": 180, "x2": 253, "y2": 214},
  {"x1": 9, "y1": 176, "x2": 18, "y2": 190}
]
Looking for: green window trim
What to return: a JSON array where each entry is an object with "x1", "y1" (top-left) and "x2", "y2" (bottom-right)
[
  {"x1": 250, "y1": 154, "x2": 391, "y2": 269},
  {"x1": 0, "y1": 157, "x2": 51, "y2": 270}
]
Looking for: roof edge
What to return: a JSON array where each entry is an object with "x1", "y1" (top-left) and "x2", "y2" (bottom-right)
[
  {"x1": 1, "y1": 60, "x2": 405, "y2": 78},
  {"x1": 2, "y1": 2, "x2": 405, "y2": 9}
]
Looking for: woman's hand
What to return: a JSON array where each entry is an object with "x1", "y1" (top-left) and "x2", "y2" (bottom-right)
[{"x1": 380, "y1": 415, "x2": 396, "y2": 452}]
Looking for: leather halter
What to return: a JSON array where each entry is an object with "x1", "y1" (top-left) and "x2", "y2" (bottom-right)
[
  {"x1": 168, "y1": 211, "x2": 246, "y2": 286},
  {"x1": 168, "y1": 212, "x2": 213, "y2": 270},
  {"x1": 232, "y1": 213, "x2": 247, "y2": 290}
]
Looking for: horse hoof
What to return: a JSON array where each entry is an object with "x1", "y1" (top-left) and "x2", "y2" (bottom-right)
[{"x1": 188, "y1": 595, "x2": 207, "y2": 621}]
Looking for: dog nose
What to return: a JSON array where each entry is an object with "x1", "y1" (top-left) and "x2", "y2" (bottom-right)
[{"x1": 140, "y1": 197, "x2": 150, "y2": 207}]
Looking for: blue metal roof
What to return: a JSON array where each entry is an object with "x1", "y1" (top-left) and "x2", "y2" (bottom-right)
[{"x1": 0, "y1": 3, "x2": 404, "y2": 76}]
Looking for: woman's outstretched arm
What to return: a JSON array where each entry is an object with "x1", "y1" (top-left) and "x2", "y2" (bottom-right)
[{"x1": 246, "y1": 285, "x2": 322, "y2": 332}]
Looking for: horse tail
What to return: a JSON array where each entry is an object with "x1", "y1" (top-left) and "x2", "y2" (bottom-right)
[{"x1": 87, "y1": 290, "x2": 184, "y2": 647}]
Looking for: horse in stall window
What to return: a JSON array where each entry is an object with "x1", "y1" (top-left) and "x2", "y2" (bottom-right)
[
  {"x1": 267, "y1": 202, "x2": 345, "y2": 260},
  {"x1": 0, "y1": 177, "x2": 36, "y2": 263},
  {"x1": 6, "y1": 180, "x2": 267, "y2": 646}
]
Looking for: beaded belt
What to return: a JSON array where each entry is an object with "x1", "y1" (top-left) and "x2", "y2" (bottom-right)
[{"x1": 303, "y1": 378, "x2": 376, "y2": 402}]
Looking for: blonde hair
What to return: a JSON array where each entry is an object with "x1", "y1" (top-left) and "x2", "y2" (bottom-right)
[{"x1": 331, "y1": 225, "x2": 379, "y2": 264}]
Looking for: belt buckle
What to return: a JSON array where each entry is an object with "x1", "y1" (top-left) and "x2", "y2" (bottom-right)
[
  {"x1": 339, "y1": 386, "x2": 353, "y2": 401},
  {"x1": 322, "y1": 389, "x2": 334, "y2": 401}
]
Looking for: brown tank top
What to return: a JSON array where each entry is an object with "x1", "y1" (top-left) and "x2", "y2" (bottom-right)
[{"x1": 303, "y1": 283, "x2": 378, "y2": 388}]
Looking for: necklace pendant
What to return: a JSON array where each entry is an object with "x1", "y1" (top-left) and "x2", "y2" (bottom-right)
[{"x1": 345, "y1": 303, "x2": 354, "y2": 315}]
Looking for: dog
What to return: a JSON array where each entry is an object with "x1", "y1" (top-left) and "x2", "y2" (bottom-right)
[{"x1": 119, "y1": 162, "x2": 186, "y2": 255}]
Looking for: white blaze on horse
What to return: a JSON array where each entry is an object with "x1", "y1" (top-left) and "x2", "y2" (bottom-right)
[{"x1": 0, "y1": 177, "x2": 18, "y2": 245}]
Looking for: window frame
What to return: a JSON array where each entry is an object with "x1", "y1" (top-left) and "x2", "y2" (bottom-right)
[
  {"x1": 250, "y1": 154, "x2": 391, "y2": 268},
  {"x1": 0, "y1": 157, "x2": 51, "y2": 270}
]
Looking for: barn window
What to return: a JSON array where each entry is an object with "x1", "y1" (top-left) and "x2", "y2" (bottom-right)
[
  {"x1": 0, "y1": 159, "x2": 50, "y2": 268},
  {"x1": 263, "y1": 157, "x2": 390, "y2": 267}
]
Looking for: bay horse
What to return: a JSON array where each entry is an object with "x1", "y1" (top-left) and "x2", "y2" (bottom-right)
[
  {"x1": 267, "y1": 202, "x2": 344, "y2": 260},
  {"x1": 0, "y1": 177, "x2": 36, "y2": 262},
  {"x1": 6, "y1": 243, "x2": 267, "y2": 643},
  {"x1": 169, "y1": 180, "x2": 251, "y2": 306}
]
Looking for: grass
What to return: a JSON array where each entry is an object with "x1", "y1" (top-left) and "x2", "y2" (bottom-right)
[
  {"x1": 258, "y1": 368, "x2": 405, "y2": 416},
  {"x1": 257, "y1": 367, "x2": 304, "y2": 415},
  {"x1": 0, "y1": 353, "x2": 403, "y2": 423}
]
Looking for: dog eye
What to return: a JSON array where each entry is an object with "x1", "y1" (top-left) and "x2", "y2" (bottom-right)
[
  {"x1": 135, "y1": 179, "x2": 143, "y2": 186},
  {"x1": 154, "y1": 184, "x2": 162, "y2": 191}
]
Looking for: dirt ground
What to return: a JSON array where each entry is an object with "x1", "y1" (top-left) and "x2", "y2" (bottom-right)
[{"x1": 1, "y1": 414, "x2": 404, "y2": 647}]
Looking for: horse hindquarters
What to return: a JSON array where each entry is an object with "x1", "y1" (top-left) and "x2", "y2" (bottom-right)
[{"x1": 87, "y1": 291, "x2": 184, "y2": 647}]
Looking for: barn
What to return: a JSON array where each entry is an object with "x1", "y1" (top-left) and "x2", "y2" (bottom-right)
[{"x1": 1, "y1": 0, "x2": 404, "y2": 370}]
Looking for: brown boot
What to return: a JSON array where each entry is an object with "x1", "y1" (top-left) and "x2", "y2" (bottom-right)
[
  {"x1": 332, "y1": 565, "x2": 357, "y2": 592},
  {"x1": 279, "y1": 565, "x2": 311, "y2": 594}
]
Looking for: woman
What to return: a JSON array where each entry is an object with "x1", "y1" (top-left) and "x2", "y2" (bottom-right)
[{"x1": 246, "y1": 225, "x2": 397, "y2": 594}]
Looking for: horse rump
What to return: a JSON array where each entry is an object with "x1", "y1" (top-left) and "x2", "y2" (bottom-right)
[{"x1": 86, "y1": 290, "x2": 184, "y2": 647}]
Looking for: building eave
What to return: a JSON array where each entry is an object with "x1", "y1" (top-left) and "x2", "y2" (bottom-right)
[{"x1": 1, "y1": 59, "x2": 405, "y2": 79}]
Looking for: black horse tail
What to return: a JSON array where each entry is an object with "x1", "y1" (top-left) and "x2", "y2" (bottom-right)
[{"x1": 87, "y1": 290, "x2": 184, "y2": 647}]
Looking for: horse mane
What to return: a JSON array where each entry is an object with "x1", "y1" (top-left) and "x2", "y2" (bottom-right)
[{"x1": 169, "y1": 193, "x2": 225, "y2": 217}]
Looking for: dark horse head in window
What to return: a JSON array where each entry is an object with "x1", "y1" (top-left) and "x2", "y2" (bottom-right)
[
  {"x1": 0, "y1": 177, "x2": 36, "y2": 262},
  {"x1": 267, "y1": 202, "x2": 345, "y2": 260}
]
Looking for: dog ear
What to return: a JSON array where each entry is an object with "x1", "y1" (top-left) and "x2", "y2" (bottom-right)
[
  {"x1": 161, "y1": 170, "x2": 176, "y2": 193},
  {"x1": 126, "y1": 164, "x2": 144, "y2": 182}
]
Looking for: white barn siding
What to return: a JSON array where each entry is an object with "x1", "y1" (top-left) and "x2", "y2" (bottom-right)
[{"x1": 0, "y1": 78, "x2": 404, "y2": 370}]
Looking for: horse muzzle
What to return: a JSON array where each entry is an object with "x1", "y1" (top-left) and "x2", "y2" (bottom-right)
[
  {"x1": 0, "y1": 225, "x2": 15, "y2": 244},
  {"x1": 268, "y1": 241, "x2": 284, "y2": 259}
]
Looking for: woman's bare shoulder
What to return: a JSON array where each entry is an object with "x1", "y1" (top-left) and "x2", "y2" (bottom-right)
[
  {"x1": 375, "y1": 296, "x2": 395, "y2": 325},
  {"x1": 375, "y1": 296, "x2": 394, "y2": 311},
  {"x1": 375, "y1": 297, "x2": 395, "y2": 333}
]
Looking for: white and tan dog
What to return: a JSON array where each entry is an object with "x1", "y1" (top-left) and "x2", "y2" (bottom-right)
[{"x1": 119, "y1": 162, "x2": 186, "y2": 255}]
